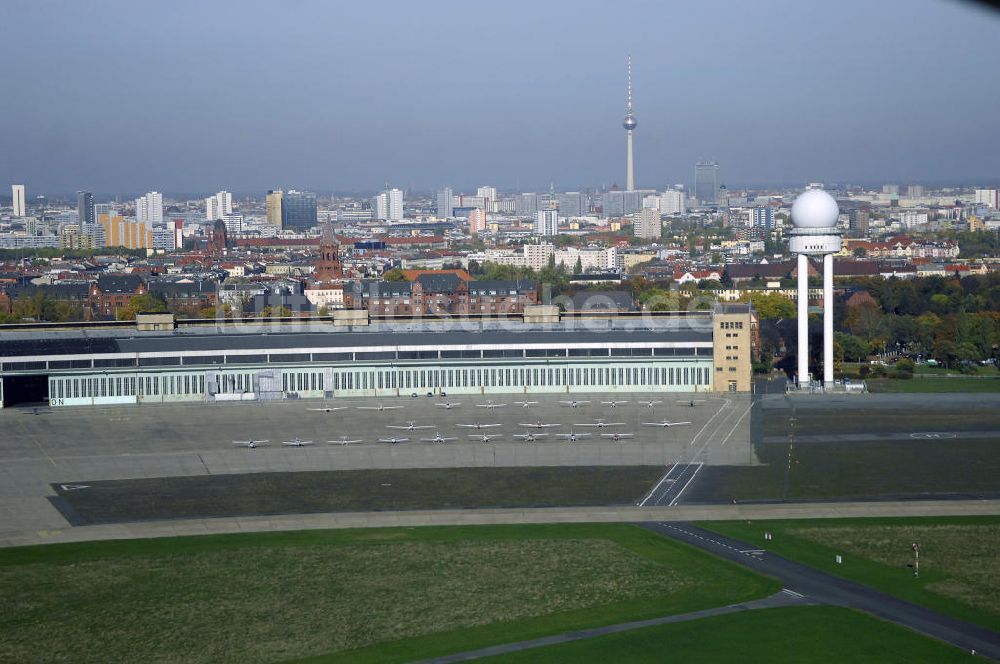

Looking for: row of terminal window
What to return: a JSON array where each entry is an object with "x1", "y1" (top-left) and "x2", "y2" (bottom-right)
[{"x1": 719, "y1": 321, "x2": 744, "y2": 330}]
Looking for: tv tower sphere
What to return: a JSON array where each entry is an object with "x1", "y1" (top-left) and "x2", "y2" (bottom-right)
[
  {"x1": 623, "y1": 114, "x2": 637, "y2": 131},
  {"x1": 790, "y1": 188, "x2": 839, "y2": 229}
]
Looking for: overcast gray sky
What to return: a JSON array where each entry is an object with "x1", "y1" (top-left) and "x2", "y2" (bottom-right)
[{"x1": 1, "y1": 0, "x2": 998, "y2": 197}]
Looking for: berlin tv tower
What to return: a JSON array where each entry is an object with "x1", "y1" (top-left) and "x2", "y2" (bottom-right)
[{"x1": 623, "y1": 54, "x2": 637, "y2": 191}]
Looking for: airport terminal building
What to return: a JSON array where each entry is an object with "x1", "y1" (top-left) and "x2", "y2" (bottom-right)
[{"x1": 0, "y1": 306, "x2": 756, "y2": 409}]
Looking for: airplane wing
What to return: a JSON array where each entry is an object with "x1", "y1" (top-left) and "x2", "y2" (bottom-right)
[
  {"x1": 439, "y1": 437, "x2": 457, "y2": 441},
  {"x1": 308, "y1": 407, "x2": 346, "y2": 411},
  {"x1": 382, "y1": 405, "x2": 405, "y2": 410},
  {"x1": 540, "y1": 423, "x2": 561, "y2": 428},
  {"x1": 575, "y1": 423, "x2": 599, "y2": 427},
  {"x1": 601, "y1": 433, "x2": 634, "y2": 438},
  {"x1": 412, "y1": 425, "x2": 433, "y2": 429},
  {"x1": 607, "y1": 422, "x2": 625, "y2": 426},
  {"x1": 533, "y1": 432, "x2": 550, "y2": 438},
  {"x1": 668, "y1": 421, "x2": 692, "y2": 426},
  {"x1": 642, "y1": 422, "x2": 667, "y2": 427},
  {"x1": 328, "y1": 439, "x2": 363, "y2": 445},
  {"x1": 378, "y1": 437, "x2": 409, "y2": 443},
  {"x1": 282, "y1": 440, "x2": 314, "y2": 446},
  {"x1": 356, "y1": 406, "x2": 379, "y2": 410},
  {"x1": 385, "y1": 425, "x2": 409, "y2": 430}
]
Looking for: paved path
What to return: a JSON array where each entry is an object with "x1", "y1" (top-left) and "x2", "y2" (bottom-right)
[
  {"x1": 4, "y1": 499, "x2": 1000, "y2": 549},
  {"x1": 414, "y1": 590, "x2": 809, "y2": 663},
  {"x1": 647, "y1": 522, "x2": 1000, "y2": 661}
]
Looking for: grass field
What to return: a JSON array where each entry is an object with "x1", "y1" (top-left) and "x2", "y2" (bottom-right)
[
  {"x1": 482, "y1": 606, "x2": 976, "y2": 663},
  {"x1": 868, "y1": 377, "x2": 1000, "y2": 393},
  {"x1": 762, "y1": 406, "x2": 1000, "y2": 437},
  {"x1": 0, "y1": 524, "x2": 776, "y2": 663},
  {"x1": 55, "y1": 466, "x2": 665, "y2": 525},
  {"x1": 700, "y1": 516, "x2": 1000, "y2": 632}
]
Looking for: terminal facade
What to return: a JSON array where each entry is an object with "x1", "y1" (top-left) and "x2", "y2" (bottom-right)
[{"x1": 0, "y1": 306, "x2": 756, "y2": 408}]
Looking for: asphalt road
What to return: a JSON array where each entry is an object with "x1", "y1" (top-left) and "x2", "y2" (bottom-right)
[{"x1": 646, "y1": 522, "x2": 1000, "y2": 661}]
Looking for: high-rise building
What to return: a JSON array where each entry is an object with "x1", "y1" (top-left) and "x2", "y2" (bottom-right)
[
  {"x1": 659, "y1": 188, "x2": 685, "y2": 215},
  {"x1": 205, "y1": 191, "x2": 232, "y2": 221},
  {"x1": 907, "y1": 185, "x2": 925, "y2": 197},
  {"x1": 77, "y1": 191, "x2": 94, "y2": 226},
  {"x1": 374, "y1": 188, "x2": 404, "y2": 221},
  {"x1": 11, "y1": 184, "x2": 25, "y2": 217},
  {"x1": 623, "y1": 55, "x2": 637, "y2": 191},
  {"x1": 601, "y1": 190, "x2": 642, "y2": 218},
  {"x1": 283, "y1": 190, "x2": 318, "y2": 231},
  {"x1": 975, "y1": 189, "x2": 999, "y2": 209},
  {"x1": 558, "y1": 192, "x2": 586, "y2": 217},
  {"x1": 221, "y1": 213, "x2": 243, "y2": 235},
  {"x1": 695, "y1": 162, "x2": 719, "y2": 204},
  {"x1": 468, "y1": 208, "x2": 486, "y2": 235},
  {"x1": 266, "y1": 189, "x2": 284, "y2": 226},
  {"x1": 476, "y1": 186, "x2": 497, "y2": 212},
  {"x1": 750, "y1": 206, "x2": 775, "y2": 229},
  {"x1": 882, "y1": 184, "x2": 900, "y2": 196},
  {"x1": 135, "y1": 191, "x2": 163, "y2": 224},
  {"x1": 436, "y1": 187, "x2": 453, "y2": 218},
  {"x1": 516, "y1": 193, "x2": 539, "y2": 218},
  {"x1": 849, "y1": 209, "x2": 870, "y2": 236},
  {"x1": 633, "y1": 208, "x2": 661, "y2": 239},
  {"x1": 536, "y1": 210, "x2": 559, "y2": 236}
]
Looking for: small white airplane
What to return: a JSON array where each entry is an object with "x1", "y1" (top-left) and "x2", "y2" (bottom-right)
[
  {"x1": 435, "y1": 402, "x2": 462, "y2": 410},
  {"x1": 513, "y1": 432, "x2": 549, "y2": 442},
  {"x1": 357, "y1": 403, "x2": 405, "y2": 412},
  {"x1": 639, "y1": 400, "x2": 663, "y2": 408},
  {"x1": 328, "y1": 436, "x2": 364, "y2": 445},
  {"x1": 378, "y1": 436, "x2": 410, "y2": 444},
  {"x1": 307, "y1": 406, "x2": 347, "y2": 413},
  {"x1": 576, "y1": 419, "x2": 625, "y2": 429},
  {"x1": 678, "y1": 400, "x2": 706, "y2": 407},
  {"x1": 469, "y1": 433, "x2": 502, "y2": 442},
  {"x1": 282, "y1": 437, "x2": 314, "y2": 447},
  {"x1": 233, "y1": 439, "x2": 269, "y2": 448},
  {"x1": 518, "y1": 421, "x2": 561, "y2": 429},
  {"x1": 601, "y1": 432, "x2": 635, "y2": 442},
  {"x1": 455, "y1": 422, "x2": 502, "y2": 430},
  {"x1": 642, "y1": 420, "x2": 692, "y2": 428},
  {"x1": 387, "y1": 421, "x2": 434, "y2": 432},
  {"x1": 421, "y1": 432, "x2": 458, "y2": 443},
  {"x1": 560, "y1": 399, "x2": 590, "y2": 408},
  {"x1": 513, "y1": 400, "x2": 538, "y2": 408},
  {"x1": 477, "y1": 401, "x2": 507, "y2": 410},
  {"x1": 601, "y1": 400, "x2": 629, "y2": 408},
  {"x1": 556, "y1": 432, "x2": 592, "y2": 442}
]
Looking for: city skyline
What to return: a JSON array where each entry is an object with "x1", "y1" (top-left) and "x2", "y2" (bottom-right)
[{"x1": 1, "y1": 0, "x2": 999, "y2": 195}]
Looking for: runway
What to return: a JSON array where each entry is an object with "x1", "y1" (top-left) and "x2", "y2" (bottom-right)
[{"x1": 647, "y1": 522, "x2": 1000, "y2": 660}]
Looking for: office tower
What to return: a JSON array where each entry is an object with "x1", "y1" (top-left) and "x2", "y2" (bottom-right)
[
  {"x1": 468, "y1": 208, "x2": 486, "y2": 235},
  {"x1": 205, "y1": 191, "x2": 232, "y2": 221},
  {"x1": 849, "y1": 209, "x2": 870, "y2": 236},
  {"x1": 11, "y1": 184, "x2": 25, "y2": 217},
  {"x1": 907, "y1": 185, "x2": 924, "y2": 197},
  {"x1": 602, "y1": 190, "x2": 625, "y2": 217},
  {"x1": 283, "y1": 190, "x2": 318, "y2": 231},
  {"x1": 374, "y1": 188, "x2": 404, "y2": 221},
  {"x1": 632, "y1": 208, "x2": 661, "y2": 239},
  {"x1": 882, "y1": 184, "x2": 900, "y2": 195},
  {"x1": 516, "y1": 193, "x2": 539, "y2": 218},
  {"x1": 77, "y1": 191, "x2": 94, "y2": 226},
  {"x1": 623, "y1": 190, "x2": 642, "y2": 215},
  {"x1": 476, "y1": 186, "x2": 497, "y2": 212},
  {"x1": 659, "y1": 188, "x2": 686, "y2": 215},
  {"x1": 135, "y1": 191, "x2": 163, "y2": 223},
  {"x1": 436, "y1": 187, "x2": 453, "y2": 218},
  {"x1": 536, "y1": 210, "x2": 559, "y2": 236},
  {"x1": 558, "y1": 192, "x2": 586, "y2": 217},
  {"x1": 695, "y1": 162, "x2": 719, "y2": 204},
  {"x1": 266, "y1": 189, "x2": 284, "y2": 226},
  {"x1": 623, "y1": 55, "x2": 637, "y2": 191},
  {"x1": 94, "y1": 202, "x2": 114, "y2": 218},
  {"x1": 221, "y1": 213, "x2": 243, "y2": 235}
]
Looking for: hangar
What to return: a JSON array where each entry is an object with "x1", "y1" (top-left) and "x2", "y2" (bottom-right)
[{"x1": 0, "y1": 306, "x2": 755, "y2": 408}]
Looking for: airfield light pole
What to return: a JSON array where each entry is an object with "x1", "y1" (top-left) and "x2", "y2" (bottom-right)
[{"x1": 788, "y1": 188, "x2": 842, "y2": 389}]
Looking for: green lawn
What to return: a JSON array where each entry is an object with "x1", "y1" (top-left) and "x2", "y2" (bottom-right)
[
  {"x1": 700, "y1": 516, "x2": 1000, "y2": 632},
  {"x1": 483, "y1": 606, "x2": 975, "y2": 663},
  {"x1": 56, "y1": 467, "x2": 666, "y2": 524},
  {"x1": 0, "y1": 524, "x2": 777, "y2": 664}
]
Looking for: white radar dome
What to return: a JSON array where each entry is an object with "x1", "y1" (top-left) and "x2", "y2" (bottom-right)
[{"x1": 790, "y1": 188, "x2": 839, "y2": 229}]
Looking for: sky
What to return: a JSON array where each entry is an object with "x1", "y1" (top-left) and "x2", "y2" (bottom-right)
[{"x1": 1, "y1": 0, "x2": 999, "y2": 198}]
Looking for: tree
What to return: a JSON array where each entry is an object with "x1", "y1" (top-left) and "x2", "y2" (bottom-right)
[
  {"x1": 383, "y1": 268, "x2": 407, "y2": 282},
  {"x1": 745, "y1": 292, "x2": 795, "y2": 320},
  {"x1": 852, "y1": 247, "x2": 868, "y2": 258},
  {"x1": 834, "y1": 332, "x2": 870, "y2": 362},
  {"x1": 116, "y1": 293, "x2": 167, "y2": 321},
  {"x1": 573, "y1": 256, "x2": 583, "y2": 275},
  {"x1": 845, "y1": 301, "x2": 884, "y2": 341}
]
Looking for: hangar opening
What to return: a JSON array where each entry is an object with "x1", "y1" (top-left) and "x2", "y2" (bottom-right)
[{"x1": 1, "y1": 375, "x2": 50, "y2": 408}]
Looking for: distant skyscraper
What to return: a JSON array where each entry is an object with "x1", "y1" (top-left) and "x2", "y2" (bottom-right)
[
  {"x1": 659, "y1": 188, "x2": 686, "y2": 215},
  {"x1": 374, "y1": 188, "x2": 403, "y2": 221},
  {"x1": 77, "y1": 191, "x2": 94, "y2": 226},
  {"x1": 476, "y1": 186, "x2": 497, "y2": 212},
  {"x1": 468, "y1": 208, "x2": 486, "y2": 235},
  {"x1": 283, "y1": 190, "x2": 318, "y2": 231},
  {"x1": 221, "y1": 213, "x2": 243, "y2": 235},
  {"x1": 516, "y1": 193, "x2": 539, "y2": 218},
  {"x1": 437, "y1": 187, "x2": 454, "y2": 218},
  {"x1": 623, "y1": 55, "x2": 637, "y2": 191},
  {"x1": 975, "y1": 189, "x2": 999, "y2": 209},
  {"x1": 536, "y1": 210, "x2": 559, "y2": 236},
  {"x1": 695, "y1": 162, "x2": 719, "y2": 204},
  {"x1": 750, "y1": 206, "x2": 775, "y2": 229},
  {"x1": 205, "y1": 191, "x2": 232, "y2": 221},
  {"x1": 632, "y1": 208, "x2": 661, "y2": 239},
  {"x1": 907, "y1": 185, "x2": 924, "y2": 197},
  {"x1": 558, "y1": 192, "x2": 586, "y2": 217},
  {"x1": 11, "y1": 184, "x2": 25, "y2": 217},
  {"x1": 135, "y1": 191, "x2": 163, "y2": 224},
  {"x1": 882, "y1": 184, "x2": 900, "y2": 196},
  {"x1": 266, "y1": 190, "x2": 284, "y2": 226}
]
